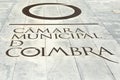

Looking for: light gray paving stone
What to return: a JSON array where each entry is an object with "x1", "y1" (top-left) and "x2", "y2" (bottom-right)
[{"x1": 0, "y1": 0, "x2": 120, "y2": 80}]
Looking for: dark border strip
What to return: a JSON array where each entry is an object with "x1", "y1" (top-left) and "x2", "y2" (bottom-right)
[{"x1": 9, "y1": 23, "x2": 99, "y2": 25}]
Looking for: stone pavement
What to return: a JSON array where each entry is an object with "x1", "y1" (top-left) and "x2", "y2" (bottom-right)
[{"x1": 0, "y1": 0, "x2": 120, "y2": 80}]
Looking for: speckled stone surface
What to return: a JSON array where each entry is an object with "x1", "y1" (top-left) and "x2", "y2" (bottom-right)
[{"x1": 0, "y1": 0, "x2": 120, "y2": 80}]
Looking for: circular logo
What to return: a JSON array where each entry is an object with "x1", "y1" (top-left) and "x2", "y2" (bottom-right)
[{"x1": 22, "y1": 3, "x2": 81, "y2": 20}]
